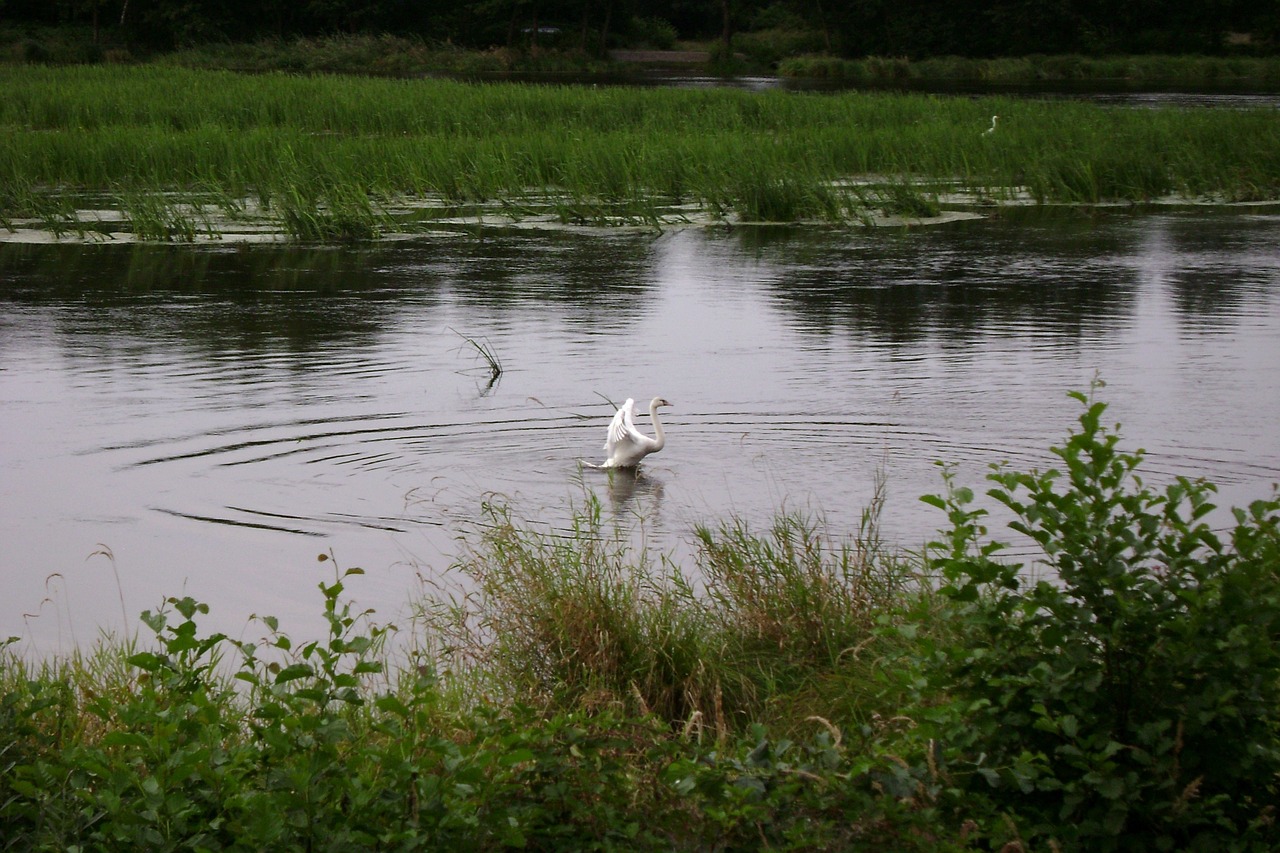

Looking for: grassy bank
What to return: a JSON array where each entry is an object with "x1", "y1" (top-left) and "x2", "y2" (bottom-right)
[
  {"x1": 4, "y1": 393, "x2": 1280, "y2": 850},
  {"x1": 2, "y1": 64, "x2": 1279, "y2": 242}
]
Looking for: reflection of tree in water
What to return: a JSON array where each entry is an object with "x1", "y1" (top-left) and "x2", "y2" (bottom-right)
[
  {"x1": 0, "y1": 242, "x2": 415, "y2": 354},
  {"x1": 738, "y1": 213, "x2": 1280, "y2": 344},
  {"x1": 735, "y1": 215, "x2": 1149, "y2": 343},
  {"x1": 0, "y1": 232, "x2": 663, "y2": 376},
  {"x1": 439, "y1": 229, "x2": 660, "y2": 324},
  {"x1": 1152, "y1": 216, "x2": 1280, "y2": 325}
]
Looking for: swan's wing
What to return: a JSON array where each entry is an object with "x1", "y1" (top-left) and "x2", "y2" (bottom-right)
[{"x1": 605, "y1": 398, "x2": 640, "y2": 450}]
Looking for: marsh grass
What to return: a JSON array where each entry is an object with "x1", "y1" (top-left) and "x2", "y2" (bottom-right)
[
  {"x1": 429, "y1": 499, "x2": 721, "y2": 726},
  {"x1": 3, "y1": 65, "x2": 1278, "y2": 242},
  {"x1": 428, "y1": 483, "x2": 918, "y2": 738},
  {"x1": 117, "y1": 189, "x2": 204, "y2": 242},
  {"x1": 273, "y1": 182, "x2": 383, "y2": 242}
]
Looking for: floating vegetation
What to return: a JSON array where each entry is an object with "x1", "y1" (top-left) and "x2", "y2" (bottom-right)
[
  {"x1": 452, "y1": 328, "x2": 504, "y2": 394},
  {"x1": 2, "y1": 65, "x2": 1279, "y2": 243}
]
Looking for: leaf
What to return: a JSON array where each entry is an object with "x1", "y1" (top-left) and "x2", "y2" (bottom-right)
[
  {"x1": 127, "y1": 652, "x2": 166, "y2": 672},
  {"x1": 374, "y1": 695, "x2": 411, "y2": 717},
  {"x1": 101, "y1": 731, "x2": 150, "y2": 749},
  {"x1": 173, "y1": 596, "x2": 200, "y2": 620},
  {"x1": 140, "y1": 610, "x2": 166, "y2": 634},
  {"x1": 499, "y1": 748, "x2": 537, "y2": 767},
  {"x1": 274, "y1": 663, "x2": 315, "y2": 684}
]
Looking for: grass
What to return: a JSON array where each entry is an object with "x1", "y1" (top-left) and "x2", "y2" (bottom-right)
[
  {"x1": 452, "y1": 329, "x2": 504, "y2": 393},
  {"x1": 429, "y1": 491, "x2": 913, "y2": 736},
  {"x1": 2, "y1": 393, "x2": 1279, "y2": 849},
  {"x1": 1, "y1": 64, "x2": 1279, "y2": 243}
]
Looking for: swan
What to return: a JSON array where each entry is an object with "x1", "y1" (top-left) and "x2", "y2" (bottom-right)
[
  {"x1": 594, "y1": 396, "x2": 671, "y2": 469},
  {"x1": 982, "y1": 115, "x2": 999, "y2": 135}
]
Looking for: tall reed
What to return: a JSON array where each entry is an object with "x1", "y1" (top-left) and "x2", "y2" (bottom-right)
[
  {"x1": 3, "y1": 65, "x2": 1278, "y2": 240},
  {"x1": 429, "y1": 483, "x2": 918, "y2": 736}
]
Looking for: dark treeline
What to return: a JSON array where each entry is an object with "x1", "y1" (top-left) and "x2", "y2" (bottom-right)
[{"x1": 3, "y1": 0, "x2": 1276, "y2": 59}]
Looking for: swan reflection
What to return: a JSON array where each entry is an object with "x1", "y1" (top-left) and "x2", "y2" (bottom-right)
[{"x1": 603, "y1": 466, "x2": 664, "y2": 515}]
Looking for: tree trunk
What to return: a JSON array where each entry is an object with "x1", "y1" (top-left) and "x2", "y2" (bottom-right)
[
  {"x1": 719, "y1": 0, "x2": 732, "y2": 57},
  {"x1": 815, "y1": 0, "x2": 831, "y2": 52},
  {"x1": 598, "y1": 2, "x2": 612, "y2": 55}
]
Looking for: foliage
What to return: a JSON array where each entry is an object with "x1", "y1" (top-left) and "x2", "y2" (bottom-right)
[
  {"x1": 0, "y1": 549, "x2": 963, "y2": 850},
  {"x1": 917, "y1": 390, "x2": 1280, "y2": 850},
  {"x1": 2, "y1": 0, "x2": 1274, "y2": 59}
]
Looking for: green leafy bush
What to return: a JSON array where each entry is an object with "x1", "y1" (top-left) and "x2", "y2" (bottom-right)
[{"x1": 920, "y1": 391, "x2": 1280, "y2": 850}]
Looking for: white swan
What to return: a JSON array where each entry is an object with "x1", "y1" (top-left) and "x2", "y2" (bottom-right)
[{"x1": 596, "y1": 396, "x2": 671, "y2": 469}]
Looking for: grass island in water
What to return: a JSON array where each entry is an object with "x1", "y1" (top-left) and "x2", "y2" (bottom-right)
[{"x1": 2, "y1": 65, "x2": 1279, "y2": 243}]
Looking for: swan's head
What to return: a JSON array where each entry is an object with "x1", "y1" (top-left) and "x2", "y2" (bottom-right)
[{"x1": 651, "y1": 397, "x2": 672, "y2": 409}]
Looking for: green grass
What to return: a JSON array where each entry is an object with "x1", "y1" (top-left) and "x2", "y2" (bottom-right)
[
  {"x1": 1, "y1": 65, "x2": 1279, "y2": 241},
  {"x1": 427, "y1": 486, "x2": 914, "y2": 738}
]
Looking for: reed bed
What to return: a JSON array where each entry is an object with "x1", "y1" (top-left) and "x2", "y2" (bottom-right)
[
  {"x1": 423, "y1": 491, "x2": 916, "y2": 738},
  {"x1": 2, "y1": 64, "x2": 1279, "y2": 241}
]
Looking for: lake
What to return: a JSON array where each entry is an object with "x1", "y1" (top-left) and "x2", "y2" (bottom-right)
[{"x1": 3, "y1": 208, "x2": 1279, "y2": 653}]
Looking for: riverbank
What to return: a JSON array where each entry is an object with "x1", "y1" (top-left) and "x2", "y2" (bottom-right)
[
  {"x1": 3, "y1": 397, "x2": 1279, "y2": 849},
  {"x1": 779, "y1": 52, "x2": 1280, "y2": 88},
  {"x1": 3, "y1": 64, "x2": 1279, "y2": 244}
]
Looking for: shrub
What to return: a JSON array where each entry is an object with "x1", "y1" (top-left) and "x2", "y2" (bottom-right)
[
  {"x1": 919, "y1": 390, "x2": 1280, "y2": 850},
  {"x1": 627, "y1": 17, "x2": 678, "y2": 51}
]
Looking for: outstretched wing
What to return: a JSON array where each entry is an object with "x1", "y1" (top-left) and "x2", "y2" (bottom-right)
[{"x1": 604, "y1": 398, "x2": 639, "y2": 451}]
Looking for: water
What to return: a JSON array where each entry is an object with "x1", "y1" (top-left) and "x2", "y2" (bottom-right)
[
  {"x1": 460, "y1": 70, "x2": 1280, "y2": 108},
  {"x1": 3, "y1": 210, "x2": 1279, "y2": 653}
]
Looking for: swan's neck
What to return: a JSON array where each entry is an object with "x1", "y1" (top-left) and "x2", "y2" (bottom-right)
[{"x1": 648, "y1": 400, "x2": 666, "y2": 450}]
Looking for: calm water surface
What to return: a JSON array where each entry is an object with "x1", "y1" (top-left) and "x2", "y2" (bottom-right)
[{"x1": 3, "y1": 211, "x2": 1279, "y2": 652}]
